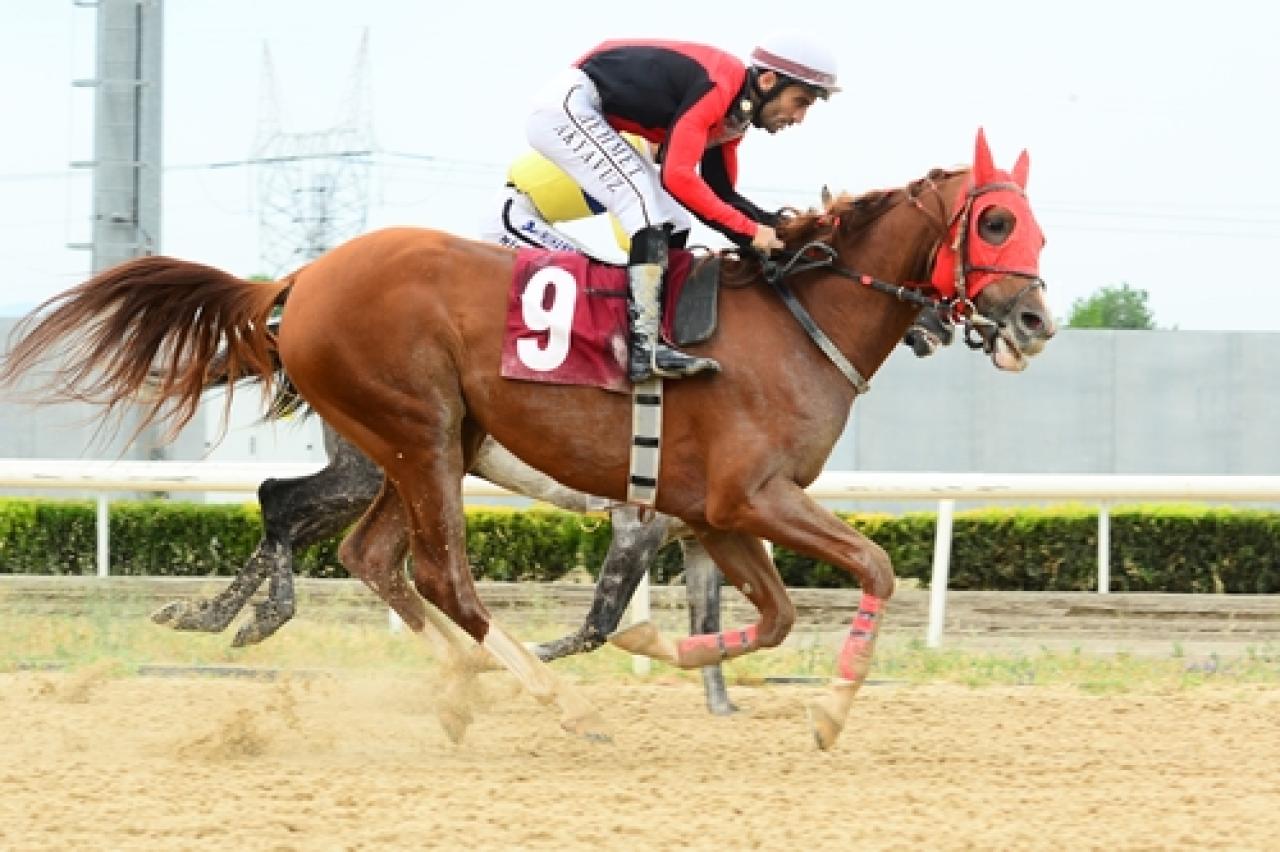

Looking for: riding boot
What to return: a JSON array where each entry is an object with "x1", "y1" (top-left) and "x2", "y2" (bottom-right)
[{"x1": 627, "y1": 227, "x2": 720, "y2": 383}]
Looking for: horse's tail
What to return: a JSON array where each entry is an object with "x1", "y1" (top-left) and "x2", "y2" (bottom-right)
[
  {"x1": 0, "y1": 255, "x2": 291, "y2": 443},
  {"x1": 200, "y1": 317, "x2": 311, "y2": 422}
]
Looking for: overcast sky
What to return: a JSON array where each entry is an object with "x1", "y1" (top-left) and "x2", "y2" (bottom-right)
[{"x1": 2, "y1": 0, "x2": 1277, "y2": 330}]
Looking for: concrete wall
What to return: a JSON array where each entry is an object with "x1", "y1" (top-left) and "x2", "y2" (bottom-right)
[{"x1": 828, "y1": 329, "x2": 1280, "y2": 476}]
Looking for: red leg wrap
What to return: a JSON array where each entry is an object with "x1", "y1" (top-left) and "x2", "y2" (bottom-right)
[
  {"x1": 677, "y1": 624, "x2": 759, "y2": 663},
  {"x1": 837, "y1": 594, "x2": 884, "y2": 682}
]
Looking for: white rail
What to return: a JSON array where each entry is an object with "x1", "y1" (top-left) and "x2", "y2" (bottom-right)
[
  {"x1": 6, "y1": 459, "x2": 1279, "y2": 502},
  {"x1": 5, "y1": 459, "x2": 1279, "y2": 647}
]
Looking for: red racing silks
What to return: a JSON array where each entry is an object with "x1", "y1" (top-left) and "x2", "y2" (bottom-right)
[
  {"x1": 836, "y1": 594, "x2": 885, "y2": 682},
  {"x1": 930, "y1": 128, "x2": 1044, "y2": 300}
]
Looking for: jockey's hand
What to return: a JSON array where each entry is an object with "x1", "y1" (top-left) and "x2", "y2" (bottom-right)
[{"x1": 752, "y1": 223, "x2": 784, "y2": 253}]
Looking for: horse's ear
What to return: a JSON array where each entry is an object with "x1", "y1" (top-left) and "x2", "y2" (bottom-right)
[
  {"x1": 973, "y1": 127, "x2": 995, "y2": 184},
  {"x1": 1012, "y1": 149, "x2": 1030, "y2": 189},
  {"x1": 821, "y1": 185, "x2": 833, "y2": 208}
]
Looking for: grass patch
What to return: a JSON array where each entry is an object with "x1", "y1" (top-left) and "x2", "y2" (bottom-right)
[{"x1": 4, "y1": 598, "x2": 1280, "y2": 693}]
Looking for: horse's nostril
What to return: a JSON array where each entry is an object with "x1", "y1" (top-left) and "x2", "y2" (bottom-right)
[{"x1": 1020, "y1": 311, "x2": 1044, "y2": 333}]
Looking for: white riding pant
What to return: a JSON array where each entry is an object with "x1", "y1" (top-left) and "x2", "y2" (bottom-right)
[
  {"x1": 477, "y1": 185, "x2": 590, "y2": 254},
  {"x1": 526, "y1": 68, "x2": 691, "y2": 241}
]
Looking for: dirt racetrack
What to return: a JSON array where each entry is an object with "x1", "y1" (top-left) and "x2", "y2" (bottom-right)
[{"x1": 1, "y1": 669, "x2": 1278, "y2": 851}]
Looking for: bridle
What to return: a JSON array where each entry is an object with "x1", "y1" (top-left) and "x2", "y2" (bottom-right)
[
  {"x1": 755, "y1": 173, "x2": 1047, "y2": 390},
  {"x1": 918, "y1": 175, "x2": 1047, "y2": 352}
]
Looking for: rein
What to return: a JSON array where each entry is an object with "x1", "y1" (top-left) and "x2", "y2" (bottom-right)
[
  {"x1": 759, "y1": 245, "x2": 872, "y2": 393},
  {"x1": 755, "y1": 177, "x2": 1046, "y2": 390},
  {"x1": 757, "y1": 241, "x2": 950, "y2": 394}
]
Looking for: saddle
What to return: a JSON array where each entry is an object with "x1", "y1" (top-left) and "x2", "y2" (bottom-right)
[
  {"x1": 501, "y1": 249, "x2": 722, "y2": 393},
  {"x1": 670, "y1": 254, "x2": 720, "y2": 347}
]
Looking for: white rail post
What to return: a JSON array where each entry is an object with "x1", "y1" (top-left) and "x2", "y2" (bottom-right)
[
  {"x1": 926, "y1": 499, "x2": 955, "y2": 648},
  {"x1": 95, "y1": 494, "x2": 110, "y2": 578},
  {"x1": 630, "y1": 569, "x2": 652, "y2": 676},
  {"x1": 1097, "y1": 501, "x2": 1111, "y2": 594}
]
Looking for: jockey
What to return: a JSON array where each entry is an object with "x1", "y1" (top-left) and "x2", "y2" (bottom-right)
[
  {"x1": 478, "y1": 134, "x2": 651, "y2": 259},
  {"x1": 527, "y1": 32, "x2": 839, "y2": 383}
]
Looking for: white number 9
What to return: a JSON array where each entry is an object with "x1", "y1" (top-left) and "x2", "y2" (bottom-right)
[{"x1": 516, "y1": 266, "x2": 577, "y2": 371}]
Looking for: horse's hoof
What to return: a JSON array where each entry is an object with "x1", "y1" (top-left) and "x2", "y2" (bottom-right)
[
  {"x1": 436, "y1": 707, "x2": 473, "y2": 745},
  {"x1": 149, "y1": 601, "x2": 187, "y2": 626},
  {"x1": 806, "y1": 681, "x2": 858, "y2": 751},
  {"x1": 805, "y1": 698, "x2": 843, "y2": 751},
  {"x1": 608, "y1": 622, "x2": 678, "y2": 665},
  {"x1": 707, "y1": 700, "x2": 740, "y2": 717},
  {"x1": 561, "y1": 710, "x2": 612, "y2": 744},
  {"x1": 463, "y1": 645, "x2": 503, "y2": 673},
  {"x1": 151, "y1": 601, "x2": 229, "y2": 633},
  {"x1": 555, "y1": 687, "x2": 611, "y2": 743},
  {"x1": 230, "y1": 619, "x2": 280, "y2": 648}
]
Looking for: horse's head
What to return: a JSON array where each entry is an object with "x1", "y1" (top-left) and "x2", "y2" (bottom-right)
[
  {"x1": 809, "y1": 130, "x2": 1055, "y2": 372},
  {"x1": 930, "y1": 129, "x2": 1056, "y2": 371}
]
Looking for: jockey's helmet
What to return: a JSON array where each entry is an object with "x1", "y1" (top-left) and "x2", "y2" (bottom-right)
[{"x1": 750, "y1": 32, "x2": 841, "y2": 99}]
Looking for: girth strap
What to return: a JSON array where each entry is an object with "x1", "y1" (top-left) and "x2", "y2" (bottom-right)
[{"x1": 627, "y1": 377, "x2": 663, "y2": 505}]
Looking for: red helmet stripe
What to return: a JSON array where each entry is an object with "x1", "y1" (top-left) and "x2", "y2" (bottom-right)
[{"x1": 750, "y1": 47, "x2": 837, "y2": 87}]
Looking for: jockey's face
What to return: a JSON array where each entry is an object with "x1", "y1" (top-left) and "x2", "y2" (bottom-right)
[{"x1": 757, "y1": 74, "x2": 819, "y2": 134}]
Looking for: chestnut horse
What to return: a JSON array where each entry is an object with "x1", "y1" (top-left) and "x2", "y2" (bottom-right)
[{"x1": 0, "y1": 130, "x2": 1055, "y2": 749}]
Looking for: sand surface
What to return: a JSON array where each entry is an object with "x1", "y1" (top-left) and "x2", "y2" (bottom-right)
[{"x1": 1, "y1": 669, "x2": 1278, "y2": 850}]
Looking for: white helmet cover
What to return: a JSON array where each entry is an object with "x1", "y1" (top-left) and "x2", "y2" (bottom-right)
[{"x1": 750, "y1": 32, "x2": 841, "y2": 96}]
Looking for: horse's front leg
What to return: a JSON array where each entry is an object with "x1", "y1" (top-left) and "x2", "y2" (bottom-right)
[
  {"x1": 710, "y1": 479, "x2": 894, "y2": 751},
  {"x1": 681, "y1": 536, "x2": 738, "y2": 715},
  {"x1": 532, "y1": 505, "x2": 672, "y2": 662},
  {"x1": 610, "y1": 525, "x2": 794, "y2": 670}
]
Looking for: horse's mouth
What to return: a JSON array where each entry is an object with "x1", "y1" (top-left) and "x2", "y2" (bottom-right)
[{"x1": 991, "y1": 330, "x2": 1029, "y2": 372}]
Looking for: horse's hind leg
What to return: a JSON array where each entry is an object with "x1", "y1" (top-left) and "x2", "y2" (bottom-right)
[
  {"x1": 338, "y1": 479, "x2": 491, "y2": 743},
  {"x1": 149, "y1": 484, "x2": 308, "y2": 637},
  {"x1": 337, "y1": 478, "x2": 486, "y2": 661},
  {"x1": 235, "y1": 426, "x2": 384, "y2": 645},
  {"x1": 150, "y1": 424, "x2": 382, "y2": 646},
  {"x1": 681, "y1": 536, "x2": 738, "y2": 716},
  {"x1": 375, "y1": 413, "x2": 608, "y2": 741},
  {"x1": 150, "y1": 538, "x2": 275, "y2": 634}
]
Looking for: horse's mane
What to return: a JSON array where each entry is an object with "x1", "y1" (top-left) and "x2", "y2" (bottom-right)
[
  {"x1": 775, "y1": 189, "x2": 897, "y2": 249},
  {"x1": 779, "y1": 167, "x2": 966, "y2": 248},
  {"x1": 719, "y1": 167, "x2": 966, "y2": 283}
]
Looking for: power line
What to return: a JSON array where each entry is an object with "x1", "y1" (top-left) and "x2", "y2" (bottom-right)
[{"x1": 7, "y1": 153, "x2": 1280, "y2": 234}]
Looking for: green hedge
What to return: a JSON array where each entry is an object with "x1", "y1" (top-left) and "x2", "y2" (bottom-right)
[{"x1": 2, "y1": 498, "x2": 1280, "y2": 592}]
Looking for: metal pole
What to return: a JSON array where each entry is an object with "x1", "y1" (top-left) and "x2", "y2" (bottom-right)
[
  {"x1": 1097, "y1": 502, "x2": 1111, "y2": 594},
  {"x1": 926, "y1": 499, "x2": 955, "y2": 648},
  {"x1": 96, "y1": 494, "x2": 110, "y2": 577}
]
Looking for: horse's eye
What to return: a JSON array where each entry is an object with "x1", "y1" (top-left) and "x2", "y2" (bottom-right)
[{"x1": 978, "y1": 208, "x2": 1015, "y2": 246}]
